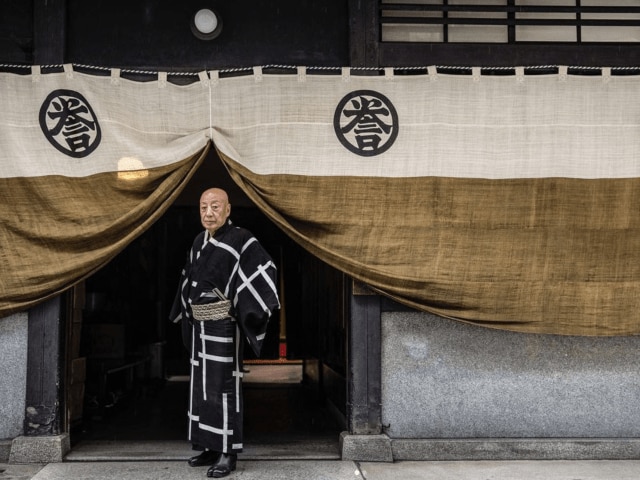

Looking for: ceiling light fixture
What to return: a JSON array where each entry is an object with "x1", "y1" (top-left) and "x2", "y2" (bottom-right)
[{"x1": 191, "y1": 8, "x2": 223, "y2": 41}]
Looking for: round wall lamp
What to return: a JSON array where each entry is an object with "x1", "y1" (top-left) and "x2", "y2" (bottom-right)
[{"x1": 191, "y1": 8, "x2": 223, "y2": 40}]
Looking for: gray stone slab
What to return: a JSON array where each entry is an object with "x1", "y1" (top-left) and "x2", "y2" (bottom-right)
[
  {"x1": 0, "y1": 313, "x2": 28, "y2": 439},
  {"x1": 0, "y1": 463, "x2": 45, "y2": 480},
  {"x1": 381, "y1": 312, "x2": 640, "y2": 439},
  {"x1": 391, "y1": 438, "x2": 640, "y2": 461},
  {"x1": 29, "y1": 460, "x2": 359, "y2": 480},
  {"x1": 0, "y1": 440, "x2": 12, "y2": 463},
  {"x1": 9, "y1": 435, "x2": 69, "y2": 464},
  {"x1": 10, "y1": 460, "x2": 640, "y2": 480},
  {"x1": 340, "y1": 433, "x2": 393, "y2": 462},
  {"x1": 360, "y1": 460, "x2": 640, "y2": 480}
]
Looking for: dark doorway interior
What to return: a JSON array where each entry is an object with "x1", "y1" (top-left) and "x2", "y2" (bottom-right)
[
  {"x1": 69, "y1": 366, "x2": 341, "y2": 455},
  {"x1": 66, "y1": 156, "x2": 347, "y2": 458}
]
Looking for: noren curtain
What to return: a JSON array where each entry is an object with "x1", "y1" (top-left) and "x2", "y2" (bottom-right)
[
  {"x1": 0, "y1": 67, "x2": 210, "y2": 315},
  {"x1": 3, "y1": 65, "x2": 640, "y2": 336},
  {"x1": 211, "y1": 68, "x2": 640, "y2": 336}
]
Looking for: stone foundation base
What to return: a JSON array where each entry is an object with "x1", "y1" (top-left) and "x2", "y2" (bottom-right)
[
  {"x1": 340, "y1": 434, "x2": 640, "y2": 462},
  {"x1": 340, "y1": 432, "x2": 393, "y2": 462},
  {"x1": 9, "y1": 434, "x2": 69, "y2": 464}
]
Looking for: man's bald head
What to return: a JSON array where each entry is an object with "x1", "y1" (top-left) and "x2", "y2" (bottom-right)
[{"x1": 200, "y1": 188, "x2": 231, "y2": 235}]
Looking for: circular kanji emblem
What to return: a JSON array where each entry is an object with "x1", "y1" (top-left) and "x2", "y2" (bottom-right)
[
  {"x1": 333, "y1": 90, "x2": 399, "y2": 157},
  {"x1": 39, "y1": 89, "x2": 102, "y2": 158}
]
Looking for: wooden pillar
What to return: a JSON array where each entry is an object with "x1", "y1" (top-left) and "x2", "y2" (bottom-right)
[
  {"x1": 18, "y1": 0, "x2": 68, "y2": 442},
  {"x1": 348, "y1": 281, "x2": 382, "y2": 434},
  {"x1": 348, "y1": 0, "x2": 379, "y2": 68},
  {"x1": 25, "y1": 296, "x2": 63, "y2": 436}
]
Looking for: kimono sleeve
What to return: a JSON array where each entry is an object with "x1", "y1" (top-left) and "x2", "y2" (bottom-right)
[
  {"x1": 233, "y1": 240, "x2": 280, "y2": 356},
  {"x1": 169, "y1": 248, "x2": 194, "y2": 350}
]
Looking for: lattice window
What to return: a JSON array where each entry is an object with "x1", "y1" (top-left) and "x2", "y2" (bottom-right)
[{"x1": 381, "y1": 1, "x2": 640, "y2": 43}]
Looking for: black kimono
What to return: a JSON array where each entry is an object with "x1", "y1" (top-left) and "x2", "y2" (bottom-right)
[{"x1": 170, "y1": 219, "x2": 280, "y2": 454}]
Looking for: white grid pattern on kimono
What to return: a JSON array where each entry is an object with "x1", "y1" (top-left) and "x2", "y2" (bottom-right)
[
  {"x1": 205, "y1": 234, "x2": 278, "y2": 311},
  {"x1": 232, "y1": 326, "x2": 243, "y2": 413},
  {"x1": 198, "y1": 392, "x2": 234, "y2": 454},
  {"x1": 206, "y1": 234, "x2": 241, "y2": 298},
  {"x1": 234, "y1": 261, "x2": 278, "y2": 312},
  {"x1": 207, "y1": 234, "x2": 240, "y2": 259},
  {"x1": 199, "y1": 330, "x2": 234, "y2": 401},
  {"x1": 188, "y1": 323, "x2": 197, "y2": 440},
  {"x1": 189, "y1": 234, "x2": 238, "y2": 311},
  {"x1": 187, "y1": 322, "x2": 238, "y2": 448}
]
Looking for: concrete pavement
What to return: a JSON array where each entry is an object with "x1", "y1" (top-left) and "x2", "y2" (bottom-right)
[
  {"x1": 3, "y1": 459, "x2": 640, "y2": 480},
  {"x1": 4, "y1": 434, "x2": 640, "y2": 479}
]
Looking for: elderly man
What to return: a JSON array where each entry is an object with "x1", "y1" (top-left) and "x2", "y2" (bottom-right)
[{"x1": 170, "y1": 187, "x2": 280, "y2": 478}]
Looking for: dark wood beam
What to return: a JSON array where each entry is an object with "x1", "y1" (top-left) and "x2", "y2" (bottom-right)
[
  {"x1": 33, "y1": 0, "x2": 66, "y2": 65},
  {"x1": 349, "y1": 0, "x2": 379, "y2": 68},
  {"x1": 379, "y1": 43, "x2": 640, "y2": 69}
]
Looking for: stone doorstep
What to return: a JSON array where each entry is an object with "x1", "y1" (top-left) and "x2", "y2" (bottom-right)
[
  {"x1": 340, "y1": 434, "x2": 640, "y2": 462},
  {"x1": 6, "y1": 434, "x2": 640, "y2": 464},
  {"x1": 8, "y1": 434, "x2": 69, "y2": 464}
]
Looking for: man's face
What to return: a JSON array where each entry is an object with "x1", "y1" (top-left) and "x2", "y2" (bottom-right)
[{"x1": 200, "y1": 189, "x2": 231, "y2": 235}]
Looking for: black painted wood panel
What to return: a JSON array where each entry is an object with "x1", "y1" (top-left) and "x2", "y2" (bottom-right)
[{"x1": 65, "y1": 0, "x2": 349, "y2": 70}]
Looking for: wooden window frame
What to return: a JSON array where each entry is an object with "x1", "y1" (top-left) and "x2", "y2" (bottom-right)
[{"x1": 350, "y1": 0, "x2": 640, "y2": 68}]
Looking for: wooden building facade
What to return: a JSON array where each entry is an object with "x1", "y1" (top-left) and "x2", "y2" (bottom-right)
[{"x1": 2, "y1": 0, "x2": 640, "y2": 463}]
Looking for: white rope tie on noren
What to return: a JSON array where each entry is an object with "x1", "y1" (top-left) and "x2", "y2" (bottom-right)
[
  {"x1": 63, "y1": 63, "x2": 74, "y2": 79},
  {"x1": 2, "y1": 63, "x2": 640, "y2": 81},
  {"x1": 198, "y1": 71, "x2": 213, "y2": 142},
  {"x1": 31, "y1": 65, "x2": 41, "y2": 83},
  {"x1": 110, "y1": 67, "x2": 121, "y2": 85}
]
